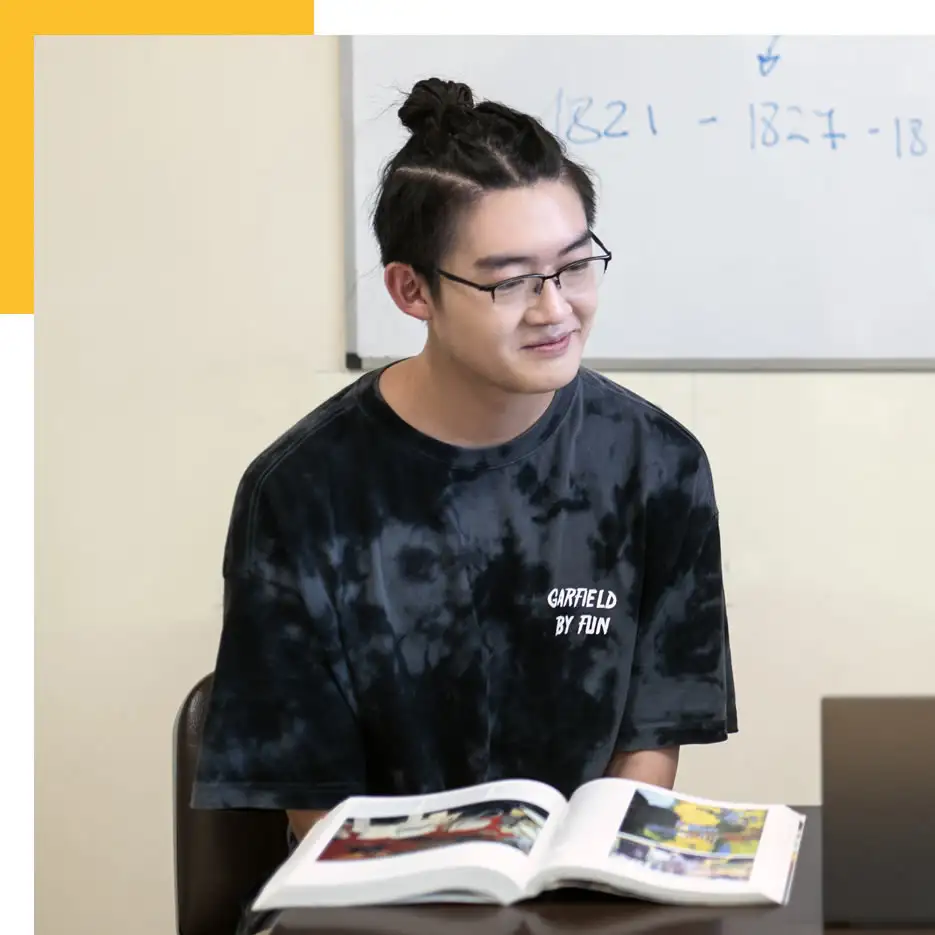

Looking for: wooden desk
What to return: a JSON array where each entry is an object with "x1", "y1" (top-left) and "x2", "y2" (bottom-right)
[{"x1": 270, "y1": 807, "x2": 932, "y2": 935}]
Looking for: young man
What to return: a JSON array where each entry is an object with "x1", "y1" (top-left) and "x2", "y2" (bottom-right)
[{"x1": 192, "y1": 78, "x2": 737, "y2": 845}]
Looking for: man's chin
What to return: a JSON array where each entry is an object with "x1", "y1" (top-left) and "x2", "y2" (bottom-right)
[{"x1": 513, "y1": 357, "x2": 583, "y2": 394}]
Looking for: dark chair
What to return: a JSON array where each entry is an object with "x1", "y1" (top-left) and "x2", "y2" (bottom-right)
[{"x1": 173, "y1": 673, "x2": 290, "y2": 935}]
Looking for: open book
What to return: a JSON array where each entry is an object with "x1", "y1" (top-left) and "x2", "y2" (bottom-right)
[{"x1": 253, "y1": 778, "x2": 806, "y2": 910}]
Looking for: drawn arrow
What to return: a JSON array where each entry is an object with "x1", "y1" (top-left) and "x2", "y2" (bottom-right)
[{"x1": 757, "y1": 36, "x2": 781, "y2": 77}]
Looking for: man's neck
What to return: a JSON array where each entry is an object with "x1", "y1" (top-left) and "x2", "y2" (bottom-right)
[{"x1": 378, "y1": 353, "x2": 555, "y2": 449}]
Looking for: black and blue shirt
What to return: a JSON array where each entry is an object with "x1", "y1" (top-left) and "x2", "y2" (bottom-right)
[{"x1": 193, "y1": 366, "x2": 737, "y2": 810}]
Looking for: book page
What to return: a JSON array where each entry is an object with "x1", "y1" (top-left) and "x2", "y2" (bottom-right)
[
  {"x1": 256, "y1": 779, "x2": 569, "y2": 907},
  {"x1": 532, "y1": 778, "x2": 803, "y2": 903}
]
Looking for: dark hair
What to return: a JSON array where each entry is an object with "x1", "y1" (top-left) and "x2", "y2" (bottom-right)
[{"x1": 372, "y1": 77, "x2": 597, "y2": 293}]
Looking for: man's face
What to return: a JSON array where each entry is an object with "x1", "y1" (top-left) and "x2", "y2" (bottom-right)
[{"x1": 427, "y1": 180, "x2": 602, "y2": 395}]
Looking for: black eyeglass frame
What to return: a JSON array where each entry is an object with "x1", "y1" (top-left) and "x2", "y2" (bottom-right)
[{"x1": 434, "y1": 231, "x2": 612, "y2": 302}]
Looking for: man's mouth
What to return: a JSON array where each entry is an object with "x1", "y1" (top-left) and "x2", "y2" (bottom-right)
[{"x1": 524, "y1": 331, "x2": 574, "y2": 350}]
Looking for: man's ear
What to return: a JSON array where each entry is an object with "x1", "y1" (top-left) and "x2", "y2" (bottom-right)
[{"x1": 384, "y1": 263, "x2": 434, "y2": 322}]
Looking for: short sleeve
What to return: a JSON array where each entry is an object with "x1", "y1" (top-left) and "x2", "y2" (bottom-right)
[
  {"x1": 616, "y1": 460, "x2": 738, "y2": 752},
  {"x1": 191, "y1": 471, "x2": 366, "y2": 810}
]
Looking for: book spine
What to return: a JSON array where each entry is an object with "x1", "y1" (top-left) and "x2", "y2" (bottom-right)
[{"x1": 780, "y1": 816, "x2": 807, "y2": 905}]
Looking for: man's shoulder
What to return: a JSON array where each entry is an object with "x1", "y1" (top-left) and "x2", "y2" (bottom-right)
[
  {"x1": 577, "y1": 368, "x2": 710, "y2": 464},
  {"x1": 234, "y1": 375, "x2": 373, "y2": 506},
  {"x1": 222, "y1": 375, "x2": 378, "y2": 576}
]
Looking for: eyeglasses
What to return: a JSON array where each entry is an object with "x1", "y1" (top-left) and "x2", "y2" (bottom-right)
[{"x1": 435, "y1": 231, "x2": 612, "y2": 311}]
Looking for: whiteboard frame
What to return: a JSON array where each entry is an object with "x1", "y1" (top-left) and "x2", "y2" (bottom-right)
[
  {"x1": 346, "y1": 355, "x2": 935, "y2": 372},
  {"x1": 339, "y1": 37, "x2": 935, "y2": 374}
]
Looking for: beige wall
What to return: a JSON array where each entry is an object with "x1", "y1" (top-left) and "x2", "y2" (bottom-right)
[{"x1": 35, "y1": 34, "x2": 935, "y2": 935}]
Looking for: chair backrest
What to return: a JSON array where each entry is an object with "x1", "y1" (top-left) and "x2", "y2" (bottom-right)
[{"x1": 173, "y1": 673, "x2": 290, "y2": 935}]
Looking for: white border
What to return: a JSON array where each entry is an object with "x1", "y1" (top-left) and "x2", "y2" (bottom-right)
[
  {"x1": 0, "y1": 314, "x2": 35, "y2": 935},
  {"x1": 315, "y1": 1, "x2": 935, "y2": 36}
]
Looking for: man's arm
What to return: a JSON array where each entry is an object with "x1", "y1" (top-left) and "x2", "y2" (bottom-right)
[
  {"x1": 287, "y1": 809, "x2": 330, "y2": 841},
  {"x1": 605, "y1": 748, "x2": 679, "y2": 789},
  {"x1": 610, "y1": 454, "x2": 736, "y2": 781},
  {"x1": 191, "y1": 489, "x2": 366, "y2": 815}
]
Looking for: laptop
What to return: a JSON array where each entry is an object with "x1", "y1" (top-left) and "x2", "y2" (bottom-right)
[{"x1": 821, "y1": 696, "x2": 935, "y2": 928}]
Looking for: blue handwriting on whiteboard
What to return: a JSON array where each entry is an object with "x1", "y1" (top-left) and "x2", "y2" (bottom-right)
[
  {"x1": 551, "y1": 90, "x2": 928, "y2": 159},
  {"x1": 895, "y1": 118, "x2": 928, "y2": 158},
  {"x1": 757, "y1": 37, "x2": 782, "y2": 77}
]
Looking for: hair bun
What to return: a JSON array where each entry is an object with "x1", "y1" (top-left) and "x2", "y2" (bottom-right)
[{"x1": 399, "y1": 78, "x2": 475, "y2": 135}]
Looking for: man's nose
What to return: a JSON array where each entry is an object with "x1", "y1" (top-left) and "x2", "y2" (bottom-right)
[{"x1": 526, "y1": 277, "x2": 572, "y2": 324}]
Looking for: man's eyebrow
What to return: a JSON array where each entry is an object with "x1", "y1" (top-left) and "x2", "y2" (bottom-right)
[{"x1": 472, "y1": 230, "x2": 592, "y2": 272}]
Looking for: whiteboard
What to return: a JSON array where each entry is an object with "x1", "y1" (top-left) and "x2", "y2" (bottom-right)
[{"x1": 341, "y1": 36, "x2": 935, "y2": 370}]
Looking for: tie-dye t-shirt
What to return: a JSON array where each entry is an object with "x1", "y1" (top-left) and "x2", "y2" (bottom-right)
[{"x1": 192, "y1": 366, "x2": 737, "y2": 811}]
